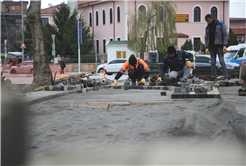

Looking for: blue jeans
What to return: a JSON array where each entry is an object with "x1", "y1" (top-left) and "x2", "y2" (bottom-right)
[
  {"x1": 128, "y1": 64, "x2": 149, "y2": 81},
  {"x1": 209, "y1": 46, "x2": 228, "y2": 79},
  {"x1": 169, "y1": 65, "x2": 191, "y2": 81}
]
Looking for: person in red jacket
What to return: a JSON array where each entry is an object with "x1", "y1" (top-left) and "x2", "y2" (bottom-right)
[{"x1": 113, "y1": 54, "x2": 150, "y2": 87}]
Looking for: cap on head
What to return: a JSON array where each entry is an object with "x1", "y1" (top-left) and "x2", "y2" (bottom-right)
[
  {"x1": 167, "y1": 46, "x2": 176, "y2": 55},
  {"x1": 129, "y1": 54, "x2": 137, "y2": 66}
]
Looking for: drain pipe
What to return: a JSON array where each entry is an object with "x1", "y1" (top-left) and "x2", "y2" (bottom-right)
[{"x1": 113, "y1": 1, "x2": 115, "y2": 41}]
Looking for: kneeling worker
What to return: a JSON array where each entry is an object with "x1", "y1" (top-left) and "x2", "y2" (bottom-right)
[
  {"x1": 113, "y1": 54, "x2": 150, "y2": 87},
  {"x1": 156, "y1": 46, "x2": 193, "y2": 83}
]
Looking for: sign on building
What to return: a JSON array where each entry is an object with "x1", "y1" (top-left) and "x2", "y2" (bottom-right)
[{"x1": 173, "y1": 14, "x2": 189, "y2": 22}]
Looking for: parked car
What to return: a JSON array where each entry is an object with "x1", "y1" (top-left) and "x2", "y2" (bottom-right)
[
  {"x1": 96, "y1": 59, "x2": 127, "y2": 75},
  {"x1": 193, "y1": 55, "x2": 239, "y2": 70},
  {"x1": 9, "y1": 61, "x2": 34, "y2": 74},
  {"x1": 227, "y1": 47, "x2": 246, "y2": 65}
]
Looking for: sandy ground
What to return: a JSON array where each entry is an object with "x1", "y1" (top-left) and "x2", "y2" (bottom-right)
[{"x1": 18, "y1": 86, "x2": 245, "y2": 165}]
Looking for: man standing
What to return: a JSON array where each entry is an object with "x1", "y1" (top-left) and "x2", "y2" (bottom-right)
[
  {"x1": 59, "y1": 57, "x2": 66, "y2": 74},
  {"x1": 113, "y1": 54, "x2": 150, "y2": 87},
  {"x1": 205, "y1": 14, "x2": 228, "y2": 81},
  {"x1": 156, "y1": 46, "x2": 193, "y2": 83}
]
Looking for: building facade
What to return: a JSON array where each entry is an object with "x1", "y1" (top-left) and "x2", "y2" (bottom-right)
[
  {"x1": 41, "y1": 0, "x2": 233, "y2": 60},
  {"x1": 1, "y1": 0, "x2": 28, "y2": 52},
  {"x1": 230, "y1": 18, "x2": 246, "y2": 43}
]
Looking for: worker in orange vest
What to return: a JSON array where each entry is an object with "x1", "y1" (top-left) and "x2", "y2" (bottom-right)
[{"x1": 113, "y1": 54, "x2": 150, "y2": 87}]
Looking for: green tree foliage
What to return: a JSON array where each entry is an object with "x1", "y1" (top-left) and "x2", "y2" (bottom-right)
[
  {"x1": 51, "y1": 4, "x2": 94, "y2": 56},
  {"x1": 13, "y1": 22, "x2": 33, "y2": 56},
  {"x1": 227, "y1": 28, "x2": 238, "y2": 46},
  {"x1": 20, "y1": 4, "x2": 94, "y2": 59},
  {"x1": 181, "y1": 39, "x2": 193, "y2": 51},
  {"x1": 199, "y1": 41, "x2": 205, "y2": 54},
  {"x1": 128, "y1": 1, "x2": 177, "y2": 60}
]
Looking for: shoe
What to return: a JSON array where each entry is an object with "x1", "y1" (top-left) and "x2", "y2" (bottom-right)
[{"x1": 181, "y1": 79, "x2": 187, "y2": 82}]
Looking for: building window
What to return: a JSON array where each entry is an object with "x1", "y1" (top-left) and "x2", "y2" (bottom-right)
[
  {"x1": 237, "y1": 36, "x2": 243, "y2": 43},
  {"x1": 193, "y1": 37, "x2": 201, "y2": 51},
  {"x1": 110, "y1": 8, "x2": 113, "y2": 24},
  {"x1": 103, "y1": 39, "x2": 106, "y2": 53},
  {"x1": 211, "y1": 6, "x2": 217, "y2": 19},
  {"x1": 117, "y1": 6, "x2": 120, "y2": 22},
  {"x1": 194, "y1": 6, "x2": 201, "y2": 22},
  {"x1": 41, "y1": 18, "x2": 49, "y2": 26},
  {"x1": 96, "y1": 40, "x2": 99, "y2": 53},
  {"x1": 102, "y1": 10, "x2": 106, "y2": 25},
  {"x1": 138, "y1": 5, "x2": 146, "y2": 20},
  {"x1": 89, "y1": 12, "x2": 92, "y2": 27},
  {"x1": 96, "y1": 11, "x2": 99, "y2": 26},
  {"x1": 117, "y1": 38, "x2": 120, "y2": 41}
]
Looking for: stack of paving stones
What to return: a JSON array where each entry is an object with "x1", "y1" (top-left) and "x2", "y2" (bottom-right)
[
  {"x1": 171, "y1": 78, "x2": 220, "y2": 99},
  {"x1": 44, "y1": 75, "x2": 111, "y2": 93}
]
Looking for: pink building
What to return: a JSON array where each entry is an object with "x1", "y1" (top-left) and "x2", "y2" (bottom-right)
[
  {"x1": 230, "y1": 18, "x2": 246, "y2": 43},
  {"x1": 41, "y1": 0, "x2": 231, "y2": 59}
]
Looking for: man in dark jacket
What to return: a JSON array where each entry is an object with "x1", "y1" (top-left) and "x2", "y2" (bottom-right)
[
  {"x1": 205, "y1": 14, "x2": 228, "y2": 81},
  {"x1": 156, "y1": 46, "x2": 193, "y2": 83},
  {"x1": 59, "y1": 57, "x2": 66, "y2": 74}
]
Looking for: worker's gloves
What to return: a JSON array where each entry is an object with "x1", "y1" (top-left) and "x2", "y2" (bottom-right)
[
  {"x1": 205, "y1": 48, "x2": 209, "y2": 54},
  {"x1": 186, "y1": 61, "x2": 192, "y2": 68},
  {"x1": 155, "y1": 77, "x2": 162, "y2": 82},
  {"x1": 138, "y1": 78, "x2": 146, "y2": 85},
  {"x1": 113, "y1": 80, "x2": 118, "y2": 87},
  {"x1": 223, "y1": 46, "x2": 227, "y2": 54}
]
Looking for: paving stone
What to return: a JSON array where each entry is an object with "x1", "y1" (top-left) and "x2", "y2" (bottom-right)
[
  {"x1": 93, "y1": 86, "x2": 99, "y2": 91},
  {"x1": 174, "y1": 87, "x2": 181, "y2": 93},
  {"x1": 49, "y1": 86, "x2": 53, "y2": 91},
  {"x1": 200, "y1": 86, "x2": 208, "y2": 93},
  {"x1": 160, "y1": 91, "x2": 166, "y2": 96},
  {"x1": 124, "y1": 86, "x2": 129, "y2": 90},
  {"x1": 44, "y1": 86, "x2": 49, "y2": 91},
  {"x1": 77, "y1": 90, "x2": 82, "y2": 93}
]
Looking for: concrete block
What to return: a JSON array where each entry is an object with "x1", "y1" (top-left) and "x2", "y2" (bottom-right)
[
  {"x1": 124, "y1": 86, "x2": 129, "y2": 90},
  {"x1": 113, "y1": 86, "x2": 121, "y2": 89},
  {"x1": 93, "y1": 86, "x2": 99, "y2": 91},
  {"x1": 53, "y1": 86, "x2": 61, "y2": 91},
  {"x1": 44, "y1": 86, "x2": 49, "y2": 91},
  {"x1": 194, "y1": 87, "x2": 201, "y2": 93},
  {"x1": 174, "y1": 87, "x2": 182, "y2": 93},
  {"x1": 235, "y1": 81, "x2": 240, "y2": 86},
  {"x1": 124, "y1": 81, "x2": 130, "y2": 86},
  {"x1": 160, "y1": 92, "x2": 166, "y2": 96},
  {"x1": 64, "y1": 86, "x2": 69, "y2": 91},
  {"x1": 220, "y1": 82, "x2": 225, "y2": 87},
  {"x1": 82, "y1": 88, "x2": 88, "y2": 93},
  {"x1": 77, "y1": 90, "x2": 82, "y2": 93},
  {"x1": 185, "y1": 86, "x2": 190, "y2": 93},
  {"x1": 225, "y1": 82, "x2": 230, "y2": 87},
  {"x1": 229, "y1": 82, "x2": 235, "y2": 86},
  {"x1": 200, "y1": 86, "x2": 208, "y2": 93},
  {"x1": 153, "y1": 86, "x2": 160, "y2": 90},
  {"x1": 49, "y1": 86, "x2": 53, "y2": 91},
  {"x1": 149, "y1": 82, "x2": 155, "y2": 86}
]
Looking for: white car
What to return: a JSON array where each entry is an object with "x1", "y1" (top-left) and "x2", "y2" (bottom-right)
[{"x1": 96, "y1": 59, "x2": 128, "y2": 75}]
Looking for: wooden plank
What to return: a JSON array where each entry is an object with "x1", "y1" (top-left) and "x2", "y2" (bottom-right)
[
  {"x1": 70, "y1": 101, "x2": 109, "y2": 109},
  {"x1": 129, "y1": 101, "x2": 188, "y2": 104}
]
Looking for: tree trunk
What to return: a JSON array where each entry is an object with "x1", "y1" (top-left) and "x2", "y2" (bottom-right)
[{"x1": 27, "y1": 1, "x2": 52, "y2": 87}]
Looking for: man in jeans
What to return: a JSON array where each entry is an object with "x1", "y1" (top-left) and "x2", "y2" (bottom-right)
[
  {"x1": 156, "y1": 46, "x2": 193, "y2": 84},
  {"x1": 205, "y1": 14, "x2": 228, "y2": 81}
]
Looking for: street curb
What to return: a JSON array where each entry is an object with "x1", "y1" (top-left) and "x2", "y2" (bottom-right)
[{"x1": 27, "y1": 90, "x2": 77, "y2": 105}]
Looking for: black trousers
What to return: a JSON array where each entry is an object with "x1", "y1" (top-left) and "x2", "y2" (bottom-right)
[{"x1": 128, "y1": 64, "x2": 149, "y2": 81}]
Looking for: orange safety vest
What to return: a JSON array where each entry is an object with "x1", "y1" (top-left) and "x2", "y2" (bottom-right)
[{"x1": 119, "y1": 58, "x2": 150, "y2": 74}]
